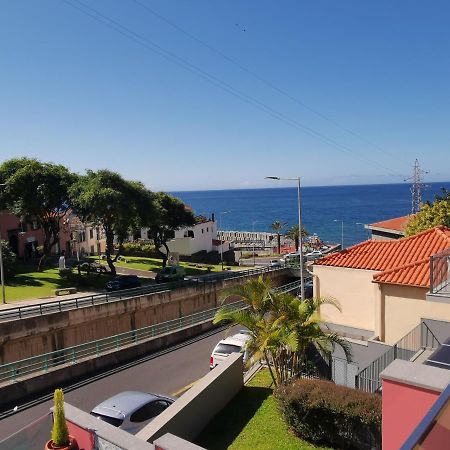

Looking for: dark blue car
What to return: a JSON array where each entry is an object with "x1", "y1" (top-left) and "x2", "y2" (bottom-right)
[{"x1": 106, "y1": 275, "x2": 141, "y2": 291}]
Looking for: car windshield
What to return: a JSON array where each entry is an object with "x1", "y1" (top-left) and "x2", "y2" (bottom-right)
[
  {"x1": 90, "y1": 412, "x2": 124, "y2": 427},
  {"x1": 214, "y1": 343, "x2": 242, "y2": 355}
]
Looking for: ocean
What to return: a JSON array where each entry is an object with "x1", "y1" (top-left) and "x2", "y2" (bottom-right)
[{"x1": 172, "y1": 182, "x2": 450, "y2": 248}]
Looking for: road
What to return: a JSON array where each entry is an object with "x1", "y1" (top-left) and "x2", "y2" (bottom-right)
[{"x1": 0, "y1": 325, "x2": 237, "y2": 441}]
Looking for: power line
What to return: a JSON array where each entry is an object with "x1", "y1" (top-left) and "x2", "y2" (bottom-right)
[
  {"x1": 131, "y1": 0, "x2": 410, "y2": 167},
  {"x1": 62, "y1": 0, "x2": 404, "y2": 177}
]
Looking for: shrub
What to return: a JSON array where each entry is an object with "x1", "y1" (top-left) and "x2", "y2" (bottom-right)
[
  {"x1": 118, "y1": 242, "x2": 157, "y2": 257},
  {"x1": 1, "y1": 240, "x2": 16, "y2": 279},
  {"x1": 59, "y1": 267, "x2": 73, "y2": 278},
  {"x1": 276, "y1": 378, "x2": 381, "y2": 450}
]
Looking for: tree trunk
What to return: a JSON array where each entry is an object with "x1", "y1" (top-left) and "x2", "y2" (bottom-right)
[
  {"x1": 277, "y1": 233, "x2": 281, "y2": 254},
  {"x1": 295, "y1": 236, "x2": 299, "y2": 252},
  {"x1": 105, "y1": 228, "x2": 116, "y2": 277},
  {"x1": 161, "y1": 242, "x2": 170, "y2": 268}
]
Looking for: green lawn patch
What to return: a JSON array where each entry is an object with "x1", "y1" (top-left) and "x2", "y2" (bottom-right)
[
  {"x1": 195, "y1": 369, "x2": 329, "y2": 450},
  {"x1": 4, "y1": 265, "x2": 110, "y2": 302},
  {"x1": 94, "y1": 256, "x2": 241, "y2": 275}
]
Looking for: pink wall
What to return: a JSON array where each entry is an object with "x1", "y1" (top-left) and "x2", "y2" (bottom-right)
[
  {"x1": 382, "y1": 378, "x2": 439, "y2": 450},
  {"x1": 67, "y1": 419, "x2": 95, "y2": 450}
]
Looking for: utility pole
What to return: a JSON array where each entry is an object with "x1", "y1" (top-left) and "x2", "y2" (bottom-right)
[
  {"x1": 0, "y1": 183, "x2": 7, "y2": 304},
  {"x1": 405, "y1": 159, "x2": 428, "y2": 214}
]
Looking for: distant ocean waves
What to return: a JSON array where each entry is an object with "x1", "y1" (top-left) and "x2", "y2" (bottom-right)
[{"x1": 172, "y1": 182, "x2": 450, "y2": 248}]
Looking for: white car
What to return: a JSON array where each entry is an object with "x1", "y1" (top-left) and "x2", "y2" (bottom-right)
[
  {"x1": 306, "y1": 250, "x2": 324, "y2": 261},
  {"x1": 210, "y1": 331, "x2": 251, "y2": 370},
  {"x1": 269, "y1": 259, "x2": 282, "y2": 267}
]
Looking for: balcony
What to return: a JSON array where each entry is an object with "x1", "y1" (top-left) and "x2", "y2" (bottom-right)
[{"x1": 428, "y1": 248, "x2": 450, "y2": 302}]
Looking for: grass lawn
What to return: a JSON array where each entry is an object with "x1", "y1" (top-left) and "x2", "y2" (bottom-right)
[
  {"x1": 92, "y1": 255, "x2": 241, "y2": 275},
  {"x1": 195, "y1": 369, "x2": 330, "y2": 450},
  {"x1": 4, "y1": 265, "x2": 110, "y2": 302}
]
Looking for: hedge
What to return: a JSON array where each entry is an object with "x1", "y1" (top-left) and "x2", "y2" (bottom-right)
[
  {"x1": 276, "y1": 378, "x2": 381, "y2": 450},
  {"x1": 117, "y1": 242, "x2": 158, "y2": 257}
]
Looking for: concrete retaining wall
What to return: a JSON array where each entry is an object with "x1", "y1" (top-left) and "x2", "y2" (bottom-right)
[
  {"x1": 137, "y1": 353, "x2": 244, "y2": 443},
  {"x1": 1, "y1": 319, "x2": 217, "y2": 407},
  {"x1": 0, "y1": 271, "x2": 289, "y2": 364}
]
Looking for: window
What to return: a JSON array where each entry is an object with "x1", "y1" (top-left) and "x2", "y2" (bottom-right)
[
  {"x1": 90, "y1": 412, "x2": 123, "y2": 427},
  {"x1": 32, "y1": 220, "x2": 39, "y2": 230},
  {"x1": 207, "y1": 227, "x2": 209, "y2": 232},
  {"x1": 202, "y1": 229, "x2": 204, "y2": 234},
  {"x1": 214, "y1": 343, "x2": 242, "y2": 355},
  {"x1": 129, "y1": 401, "x2": 169, "y2": 423},
  {"x1": 89, "y1": 229, "x2": 94, "y2": 239},
  {"x1": 184, "y1": 230, "x2": 194, "y2": 238}
]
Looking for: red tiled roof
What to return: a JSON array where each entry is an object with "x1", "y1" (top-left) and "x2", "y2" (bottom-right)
[
  {"x1": 314, "y1": 226, "x2": 450, "y2": 287},
  {"x1": 368, "y1": 215, "x2": 413, "y2": 232}
]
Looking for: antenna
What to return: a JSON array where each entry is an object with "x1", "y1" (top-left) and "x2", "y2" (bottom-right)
[{"x1": 404, "y1": 159, "x2": 428, "y2": 214}]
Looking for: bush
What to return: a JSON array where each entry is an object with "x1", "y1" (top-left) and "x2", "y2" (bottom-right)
[
  {"x1": 1, "y1": 240, "x2": 16, "y2": 279},
  {"x1": 276, "y1": 378, "x2": 381, "y2": 450},
  {"x1": 118, "y1": 242, "x2": 157, "y2": 257},
  {"x1": 59, "y1": 267, "x2": 73, "y2": 278}
]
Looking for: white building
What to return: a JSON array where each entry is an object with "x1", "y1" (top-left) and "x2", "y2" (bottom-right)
[
  {"x1": 140, "y1": 217, "x2": 233, "y2": 257},
  {"x1": 218, "y1": 230, "x2": 277, "y2": 249}
]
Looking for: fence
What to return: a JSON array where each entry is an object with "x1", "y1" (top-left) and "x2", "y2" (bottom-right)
[
  {"x1": 0, "y1": 265, "x2": 284, "y2": 322},
  {"x1": 430, "y1": 248, "x2": 450, "y2": 295},
  {"x1": 0, "y1": 300, "x2": 247, "y2": 385},
  {"x1": 356, "y1": 322, "x2": 440, "y2": 393}
]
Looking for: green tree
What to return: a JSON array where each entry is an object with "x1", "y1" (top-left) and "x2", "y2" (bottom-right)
[
  {"x1": 147, "y1": 192, "x2": 195, "y2": 267},
  {"x1": 69, "y1": 170, "x2": 155, "y2": 276},
  {"x1": 0, "y1": 158, "x2": 77, "y2": 271},
  {"x1": 213, "y1": 277, "x2": 351, "y2": 387},
  {"x1": 405, "y1": 189, "x2": 450, "y2": 236},
  {"x1": 286, "y1": 224, "x2": 309, "y2": 251},
  {"x1": 270, "y1": 220, "x2": 286, "y2": 254},
  {"x1": 1, "y1": 240, "x2": 16, "y2": 279}
]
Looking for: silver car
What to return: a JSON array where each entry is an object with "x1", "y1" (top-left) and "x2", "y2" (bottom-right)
[{"x1": 90, "y1": 391, "x2": 174, "y2": 434}]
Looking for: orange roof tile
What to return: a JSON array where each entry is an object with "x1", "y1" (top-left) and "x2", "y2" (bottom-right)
[
  {"x1": 368, "y1": 215, "x2": 413, "y2": 232},
  {"x1": 315, "y1": 226, "x2": 450, "y2": 287}
]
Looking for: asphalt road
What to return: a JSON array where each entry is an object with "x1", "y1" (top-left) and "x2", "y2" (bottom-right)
[{"x1": 0, "y1": 325, "x2": 237, "y2": 441}]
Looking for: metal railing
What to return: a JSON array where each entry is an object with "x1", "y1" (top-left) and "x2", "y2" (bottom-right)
[
  {"x1": 0, "y1": 265, "x2": 284, "y2": 322},
  {"x1": 430, "y1": 248, "x2": 450, "y2": 295},
  {"x1": 0, "y1": 300, "x2": 248, "y2": 385},
  {"x1": 356, "y1": 322, "x2": 440, "y2": 393},
  {"x1": 272, "y1": 277, "x2": 311, "y2": 294}
]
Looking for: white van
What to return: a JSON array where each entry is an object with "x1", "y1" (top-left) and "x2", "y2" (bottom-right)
[{"x1": 210, "y1": 331, "x2": 251, "y2": 370}]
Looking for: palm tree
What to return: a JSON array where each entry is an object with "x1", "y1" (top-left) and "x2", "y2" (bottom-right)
[
  {"x1": 270, "y1": 220, "x2": 286, "y2": 254},
  {"x1": 213, "y1": 277, "x2": 352, "y2": 387},
  {"x1": 287, "y1": 224, "x2": 309, "y2": 251}
]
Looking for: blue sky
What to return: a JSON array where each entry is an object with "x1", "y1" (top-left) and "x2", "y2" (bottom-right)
[{"x1": 1, "y1": 1, "x2": 450, "y2": 191}]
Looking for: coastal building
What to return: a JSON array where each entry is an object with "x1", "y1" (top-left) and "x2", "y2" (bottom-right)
[
  {"x1": 66, "y1": 213, "x2": 107, "y2": 257},
  {"x1": 218, "y1": 230, "x2": 277, "y2": 250},
  {"x1": 313, "y1": 226, "x2": 450, "y2": 344},
  {"x1": 0, "y1": 210, "x2": 72, "y2": 257},
  {"x1": 366, "y1": 214, "x2": 412, "y2": 240},
  {"x1": 140, "y1": 216, "x2": 233, "y2": 258}
]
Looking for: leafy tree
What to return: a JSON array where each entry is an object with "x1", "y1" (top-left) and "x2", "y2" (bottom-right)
[
  {"x1": 270, "y1": 220, "x2": 286, "y2": 254},
  {"x1": 69, "y1": 170, "x2": 155, "y2": 276},
  {"x1": 286, "y1": 224, "x2": 309, "y2": 251},
  {"x1": 0, "y1": 240, "x2": 16, "y2": 279},
  {"x1": 147, "y1": 192, "x2": 195, "y2": 267},
  {"x1": 0, "y1": 158, "x2": 77, "y2": 270},
  {"x1": 213, "y1": 277, "x2": 351, "y2": 387},
  {"x1": 405, "y1": 188, "x2": 450, "y2": 236}
]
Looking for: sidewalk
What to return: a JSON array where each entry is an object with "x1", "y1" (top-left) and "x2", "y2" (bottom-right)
[{"x1": 0, "y1": 289, "x2": 100, "y2": 311}]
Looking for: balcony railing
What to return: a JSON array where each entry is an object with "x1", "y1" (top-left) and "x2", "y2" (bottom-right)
[{"x1": 430, "y1": 248, "x2": 450, "y2": 295}]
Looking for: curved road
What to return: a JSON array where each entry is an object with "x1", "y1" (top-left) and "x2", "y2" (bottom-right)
[{"x1": 0, "y1": 325, "x2": 237, "y2": 441}]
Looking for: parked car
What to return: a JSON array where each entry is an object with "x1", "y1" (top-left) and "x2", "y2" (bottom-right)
[
  {"x1": 78, "y1": 261, "x2": 108, "y2": 273},
  {"x1": 305, "y1": 250, "x2": 324, "y2": 261},
  {"x1": 106, "y1": 275, "x2": 141, "y2": 291},
  {"x1": 210, "y1": 331, "x2": 251, "y2": 370},
  {"x1": 155, "y1": 265, "x2": 186, "y2": 283},
  {"x1": 90, "y1": 391, "x2": 174, "y2": 434},
  {"x1": 303, "y1": 279, "x2": 313, "y2": 298},
  {"x1": 268, "y1": 259, "x2": 282, "y2": 267}
]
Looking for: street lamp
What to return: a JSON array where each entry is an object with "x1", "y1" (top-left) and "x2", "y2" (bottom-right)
[
  {"x1": 218, "y1": 211, "x2": 230, "y2": 270},
  {"x1": 265, "y1": 176, "x2": 305, "y2": 300},
  {"x1": 334, "y1": 219, "x2": 344, "y2": 250},
  {"x1": 0, "y1": 183, "x2": 7, "y2": 304},
  {"x1": 252, "y1": 220, "x2": 259, "y2": 266}
]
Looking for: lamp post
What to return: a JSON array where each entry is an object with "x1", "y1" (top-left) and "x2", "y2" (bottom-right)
[
  {"x1": 265, "y1": 176, "x2": 305, "y2": 300},
  {"x1": 218, "y1": 211, "x2": 230, "y2": 271},
  {"x1": 334, "y1": 219, "x2": 344, "y2": 250},
  {"x1": 252, "y1": 220, "x2": 258, "y2": 266},
  {"x1": 0, "y1": 183, "x2": 7, "y2": 304}
]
